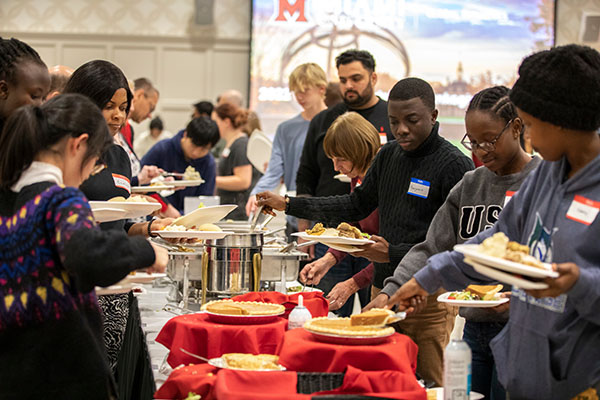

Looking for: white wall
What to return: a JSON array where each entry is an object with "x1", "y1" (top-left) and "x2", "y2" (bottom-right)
[{"x1": 0, "y1": 0, "x2": 251, "y2": 136}]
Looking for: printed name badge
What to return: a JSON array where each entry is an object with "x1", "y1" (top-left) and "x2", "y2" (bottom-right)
[
  {"x1": 504, "y1": 190, "x2": 516, "y2": 207},
  {"x1": 407, "y1": 178, "x2": 430, "y2": 199},
  {"x1": 112, "y1": 173, "x2": 131, "y2": 194},
  {"x1": 566, "y1": 195, "x2": 600, "y2": 225}
]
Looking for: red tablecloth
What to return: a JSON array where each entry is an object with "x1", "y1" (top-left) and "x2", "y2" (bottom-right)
[
  {"x1": 277, "y1": 328, "x2": 419, "y2": 374},
  {"x1": 231, "y1": 291, "x2": 329, "y2": 319},
  {"x1": 156, "y1": 313, "x2": 287, "y2": 367},
  {"x1": 156, "y1": 365, "x2": 426, "y2": 400},
  {"x1": 155, "y1": 364, "x2": 218, "y2": 400}
]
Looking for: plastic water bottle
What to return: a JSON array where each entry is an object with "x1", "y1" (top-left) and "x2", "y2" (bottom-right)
[
  {"x1": 444, "y1": 316, "x2": 471, "y2": 400},
  {"x1": 288, "y1": 295, "x2": 312, "y2": 330}
]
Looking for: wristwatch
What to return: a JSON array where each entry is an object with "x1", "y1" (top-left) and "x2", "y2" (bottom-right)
[{"x1": 284, "y1": 195, "x2": 290, "y2": 213}]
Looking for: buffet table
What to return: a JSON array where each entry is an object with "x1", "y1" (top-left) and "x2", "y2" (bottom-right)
[
  {"x1": 156, "y1": 313, "x2": 288, "y2": 367},
  {"x1": 155, "y1": 364, "x2": 427, "y2": 400},
  {"x1": 277, "y1": 328, "x2": 418, "y2": 374}
]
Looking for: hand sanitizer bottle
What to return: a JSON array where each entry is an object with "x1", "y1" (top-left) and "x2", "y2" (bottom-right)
[
  {"x1": 444, "y1": 316, "x2": 471, "y2": 400},
  {"x1": 288, "y1": 295, "x2": 312, "y2": 330}
]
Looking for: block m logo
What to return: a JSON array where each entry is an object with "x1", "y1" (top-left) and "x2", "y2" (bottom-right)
[{"x1": 275, "y1": 0, "x2": 308, "y2": 22}]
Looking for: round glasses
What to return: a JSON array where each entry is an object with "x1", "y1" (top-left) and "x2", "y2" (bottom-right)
[{"x1": 461, "y1": 119, "x2": 513, "y2": 152}]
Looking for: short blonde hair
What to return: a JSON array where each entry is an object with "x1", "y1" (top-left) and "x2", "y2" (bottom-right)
[
  {"x1": 289, "y1": 63, "x2": 327, "y2": 93},
  {"x1": 323, "y1": 112, "x2": 381, "y2": 174}
]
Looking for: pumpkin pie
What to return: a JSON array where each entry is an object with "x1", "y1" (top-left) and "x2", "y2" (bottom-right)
[
  {"x1": 304, "y1": 316, "x2": 394, "y2": 337},
  {"x1": 221, "y1": 353, "x2": 282, "y2": 370},
  {"x1": 202, "y1": 300, "x2": 285, "y2": 316}
]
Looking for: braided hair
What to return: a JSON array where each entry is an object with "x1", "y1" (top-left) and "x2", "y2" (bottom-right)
[
  {"x1": 467, "y1": 85, "x2": 524, "y2": 148},
  {"x1": 0, "y1": 37, "x2": 45, "y2": 84},
  {"x1": 467, "y1": 86, "x2": 518, "y2": 123}
]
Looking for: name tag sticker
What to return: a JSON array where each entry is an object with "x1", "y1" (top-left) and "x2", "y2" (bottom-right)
[
  {"x1": 566, "y1": 195, "x2": 600, "y2": 225},
  {"x1": 504, "y1": 190, "x2": 516, "y2": 207},
  {"x1": 407, "y1": 178, "x2": 430, "y2": 199},
  {"x1": 112, "y1": 173, "x2": 131, "y2": 194}
]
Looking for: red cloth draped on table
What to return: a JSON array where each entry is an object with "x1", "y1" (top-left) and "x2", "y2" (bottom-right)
[
  {"x1": 154, "y1": 364, "x2": 218, "y2": 400},
  {"x1": 156, "y1": 313, "x2": 287, "y2": 367},
  {"x1": 156, "y1": 365, "x2": 426, "y2": 400},
  {"x1": 277, "y1": 328, "x2": 419, "y2": 374},
  {"x1": 231, "y1": 291, "x2": 329, "y2": 319}
]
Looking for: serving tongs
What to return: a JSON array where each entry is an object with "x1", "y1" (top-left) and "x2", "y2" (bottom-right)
[
  {"x1": 152, "y1": 238, "x2": 195, "y2": 253},
  {"x1": 249, "y1": 206, "x2": 276, "y2": 231},
  {"x1": 279, "y1": 240, "x2": 318, "y2": 253},
  {"x1": 179, "y1": 347, "x2": 210, "y2": 363}
]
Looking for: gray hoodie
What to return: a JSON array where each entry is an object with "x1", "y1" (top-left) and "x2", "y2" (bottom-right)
[{"x1": 415, "y1": 154, "x2": 600, "y2": 399}]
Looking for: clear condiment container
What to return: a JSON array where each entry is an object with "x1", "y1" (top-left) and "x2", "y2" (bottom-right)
[{"x1": 287, "y1": 294, "x2": 312, "y2": 330}]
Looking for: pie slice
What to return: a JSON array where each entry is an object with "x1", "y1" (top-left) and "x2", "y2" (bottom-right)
[
  {"x1": 221, "y1": 353, "x2": 281, "y2": 370},
  {"x1": 350, "y1": 308, "x2": 394, "y2": 326},
  {"x1": 202, "y1": 300, "x2": 285, "y2": 316},
  {"x1": 304, "y1": 317, "x2": 394, "y2": 337}
]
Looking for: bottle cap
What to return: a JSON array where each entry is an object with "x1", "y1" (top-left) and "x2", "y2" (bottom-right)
[
  {"x1": 450, "y1": 315, "x2": 466, "y2": 341},
  {"x1": 298, "y1": 294, "x2": 304, "y2": 307}
]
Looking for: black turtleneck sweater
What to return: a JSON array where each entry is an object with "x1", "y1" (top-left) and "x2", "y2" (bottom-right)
[{"x1": 287, "y1": 123, "x2": 474, "y2": 287}]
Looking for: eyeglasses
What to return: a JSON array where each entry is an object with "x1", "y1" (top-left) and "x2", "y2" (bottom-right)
[
  {"x1": 90, "y1": 163, "x2": 107, "y2": 176},
  {"x1": 461, "y1": 119, "x2": 513, "y2": 152}
]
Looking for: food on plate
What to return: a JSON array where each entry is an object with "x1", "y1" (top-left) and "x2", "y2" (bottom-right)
[
  {"x1": 305, "y1": 222, "x2": 370, "y2": 239},
  {"x1": 161, "y1": 224, "x2": 188, "y2": 232},
  {"x1": 108, "y1": 195, "x2": 150, "y2": 203},
  {"x1": 287, "y1": 285, "x2": 303, "y2": 293},
  {"x1": 448, "y1": 284, "x2": 504, "y2": 301},
  {"x1": 306, "y1": 223, "x2": 326, "y2": 235},
  {"x1": 479, "y1": 232, "x2": 545, "y2": 269},
  {"x1": 183, "y1": 165, "x2": 201, "y2": 180},
  {"x1": 197, "y1": 223, "x2": 222, "y2": 232},
  {"x1": 304, "y1": 316, "x2": 394, "y2": 337},
  {"x1": 336, "y1": 222, "x2": 362, "y2": 239},
  {"x1": 466, "y1": 284, "x2": 504, "y2": 300},
  {"x1": 202, "y1": 300, "x2": 285, "y2": 316},
  {"x1": 221, "y1": 353, "x2": 281, "y2": 370},
  {"x1": 350, "y1": 308, "x2": 395, "y2": 326}
]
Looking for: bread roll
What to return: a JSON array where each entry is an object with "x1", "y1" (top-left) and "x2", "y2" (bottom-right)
[{"x1": 198, "y1": 223, "x2": 222, "y2": 232}]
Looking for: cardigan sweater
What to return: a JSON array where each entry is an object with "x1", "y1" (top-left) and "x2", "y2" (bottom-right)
[
  {"x1": 0, "y1": 182, "x2": 154, "y2": 399},
  {"x1": 288, "y1": 123, "x2": 474, "y2": 287}
]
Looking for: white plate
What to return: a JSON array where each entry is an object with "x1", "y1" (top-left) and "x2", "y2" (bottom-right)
[
  {"x1": 125, "y1": 272, "x2": 167, "y2": 284},
  {"x1": 334, "y1": 174, "x2": 351, "y2": 183},
  {"x1": 325, "y1": 242, "x2": 363, "y2": 253},
  {"x1": 247, "y1": 130, "x2": 272, "y2": 174},
  {"x1": 437, "y1": 291, "x2": 509, "y2": 308},
  {"x1": 454, "y1": 244, "x2": 557, "y2": 278},
  {"x1": 131, "y1": 185, "x2": 171, "y2": 193},
  {"x1": 90, "y1": 207, "x2": 128, "y2": 223},
  {"x1": 292, "y1": 231, "x2": 374, "y2": 246},
  {"x1": 89, "y1": 201, "x2": 161, "y2": 220},
  {"x1": 153, "y1": 230, "x2": 233, "y2": 239},
  {"x1": 208, "y1": 356, "x2": 285, "y2": 371},
  {"x1": 464, "y1": 258, "x2": 549, "y2": 290},
  {"x1": 162, "y1": 179, "x2": 205, "y2": 187},
  {"x1": 427, "y1": 388, "x2": 484, "y2": 400},
  {"x1": 172, "y1": 204, "x2": 238, "y2": 229}
]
